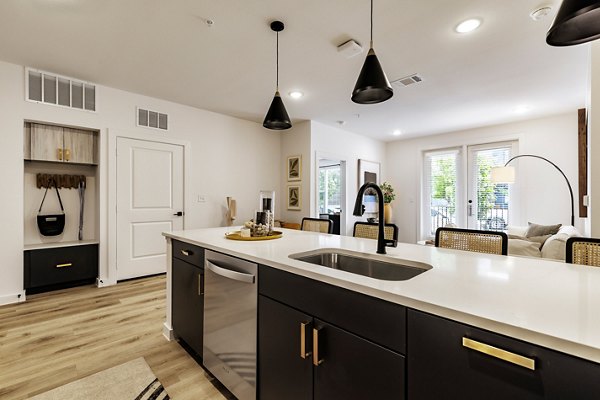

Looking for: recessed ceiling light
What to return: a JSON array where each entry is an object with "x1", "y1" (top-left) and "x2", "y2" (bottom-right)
[
  {"x1": 393, "y1": 129, "x2": 402, "y2": 136},
  {"x1": 515, "y1": 105, "x2": 531, "y2": 114},
  {"x1": 455, "y1": 18, "x2": 482, "y2": 34},
  {"x1": 289, "y1": 91, "x2": 303, "y2": 99},
  {"x1": 530, "y1": 6, "x2": 553, "y2": 21}
]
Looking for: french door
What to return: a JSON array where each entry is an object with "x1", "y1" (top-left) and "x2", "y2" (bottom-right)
[{"x1": 422, "y1": 141, "x2": 516, "y2": 238}]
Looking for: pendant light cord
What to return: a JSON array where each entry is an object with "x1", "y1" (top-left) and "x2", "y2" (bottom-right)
[
  {"x1": 370, "y1": 0, "x2": 373, "y2": 48},
  {"x1": 276, "y1": 31, "x2": 279, "y2": 91}
]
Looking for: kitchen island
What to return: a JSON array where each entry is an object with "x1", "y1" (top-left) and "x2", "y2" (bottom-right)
[{"x1": 163, "y1": 227, "x2": 600, "y2": 400}]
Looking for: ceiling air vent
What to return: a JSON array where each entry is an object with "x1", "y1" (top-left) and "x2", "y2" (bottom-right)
[
  {"x1": 26, "y1": 68, "x2": 96, "y2": 111},
  {"x1": 137, "y1": 107, "x2": 168, "y2": 131},
  {"x1": 391, "y1": 73, "x2": 424, "y2": 88}
]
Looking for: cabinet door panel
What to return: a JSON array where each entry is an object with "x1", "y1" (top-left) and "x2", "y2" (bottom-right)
[
  {"x1": 172, "y1": 257, "x2": 204, "y2": 356},
  {"x1": 408, "y1": 309, "x2": 600, "y2": 400},
  {"x1": 314, "y1": 320, "x2": 405, "y2": 400},
  {"x1": 30, "y1": 124, "x2": 63, "y2": 162},
  {"x1": 63, "y1": 127, "x2": 95, "y2": 164},
  {"x1": 258, "y1": 296, "x2": 312, "y2": 400}
]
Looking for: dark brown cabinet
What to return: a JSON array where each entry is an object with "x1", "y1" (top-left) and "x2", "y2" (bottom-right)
[
  {"x1": 171, "y1": 240, "x2": 204, "y2": 357},
  {"x1": 408, "y1": 309, "x2": 600, "y2": 400},
  {"x1": 24, "y1": 243, "x2": 98, "y2": 293},
  {"x1": 258, "y1": 266, "x2": 406, "y2": 400}
]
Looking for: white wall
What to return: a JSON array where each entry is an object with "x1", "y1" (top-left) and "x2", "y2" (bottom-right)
[
  {"x1": 386, "y1": 112, "x2": 581, "y2": 244},
  {"x1": 310, "y1": 121, "x2": 386, "y2": 236},
  {"x1": 589, "y1": 42, "x2": 600, "y2": 236},
  {"x1": 279, "y1": 121, "x2": 311, "y2": 224},
  {"x1": 0, "y1": 60, "x2": 280, "y2": 304}
]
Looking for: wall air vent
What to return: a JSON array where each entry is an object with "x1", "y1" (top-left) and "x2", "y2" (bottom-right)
[
  {"x1": 137, "y1": 107, "x2": 168, "y2": 131},
  {"x1": 26, "y1": 68, "x2": 96, "y2": 111},
  {"x1": 391, "y1": 73, "x2": 424, "y2": 87}
]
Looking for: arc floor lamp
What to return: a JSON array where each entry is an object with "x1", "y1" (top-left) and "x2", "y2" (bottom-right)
[{"x1": 491, "y1": 154, "x2": 575, "y2": 226}]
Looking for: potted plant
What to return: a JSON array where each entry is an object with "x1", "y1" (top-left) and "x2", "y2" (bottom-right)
[{"x1": 379, "y1": 181, "x2": 395, "y2": 224}]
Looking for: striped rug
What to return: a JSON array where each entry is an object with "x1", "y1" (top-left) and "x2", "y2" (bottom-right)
[{"x1": 30, "y1": 358, "x2": 169, "y2": 400}]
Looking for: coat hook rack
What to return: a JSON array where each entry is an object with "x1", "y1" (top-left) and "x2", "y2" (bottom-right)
[{"x1": 36, "y1": 173, "x2": 87, "y2": 189}]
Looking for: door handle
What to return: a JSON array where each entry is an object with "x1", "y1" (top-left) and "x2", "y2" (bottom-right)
[
  {"x1": 468, "y1": 200, "x2": 473, "y2": 217},
  {"x1": 173, "y1": 211, "x2": 184, "y2": 216},
  {"x1": 205, "y1": 260, "x2": 256, "y2": 284},
  {"x1": 313, "y1": 327, "x2": 324, "y2": 366},
  {"x1": 300, "y1": 322, "x2": 312, "y2": 359}
]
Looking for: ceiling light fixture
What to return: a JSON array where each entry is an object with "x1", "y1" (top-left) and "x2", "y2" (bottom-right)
[
  {"x1": 289, "y1": 91, "x2": 303, "y2": 99},
  {"x1": 263, "y1": 20, "x2": 292, "y2": 130},
  {"x1": 455, "y1": 18, "x2": 482, "y2": 33},
  {"x1": 530, "y1": 6, "x2": 553, "y2": 21},
  {"x1": 546, "y1": 0, "x2": 600, "y2": 46},
  {"x1": 351, "y1": 0, "x2": 393, "y2": 104}
]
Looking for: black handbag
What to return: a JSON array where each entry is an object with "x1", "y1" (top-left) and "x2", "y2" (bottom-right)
[{"x1": 37, "y1": 180, "x2": 65, "y2": 236}]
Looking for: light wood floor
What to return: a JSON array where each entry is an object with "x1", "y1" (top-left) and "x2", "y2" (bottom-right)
[{"x1": 0, "y1": 275, "x2": 233, "y2": 400}]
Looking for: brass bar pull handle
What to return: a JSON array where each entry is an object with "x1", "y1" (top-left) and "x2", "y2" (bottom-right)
[
  {"x1": 57, "y1": 148, "x2": 63, "y2": 161},
  {"x1": 180, "y1": 249, "x2": 193, "y2": 257},
  {"x1": 462, "y1": 337, "x2": 535, "y2": 370},
  {"x1": 313, "y1": 328, "x2": 323, "y2": 366},
  {"x1": 56, "y1": 263, "x2": 72, "y2": 268},
  {"x1": 300, "y1": 322, "x2": 312, "y2": 359},
  {"x1": 64, "y1": 148, "x2": 71, "y2": 162},
  {"x1": 198, "y1": 273, "x2": 204, "y2": 296}
]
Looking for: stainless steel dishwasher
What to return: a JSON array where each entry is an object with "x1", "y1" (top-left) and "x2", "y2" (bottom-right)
[{"x1": 203, "y1": 250, "x2": 257, "y2": 400}]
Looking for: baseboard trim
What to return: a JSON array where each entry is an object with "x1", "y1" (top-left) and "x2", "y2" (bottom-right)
[
  {"x1": 163, "y1": 322, "x2": 174, "y2": 341},
  {"x1": 0, "y1": 291, "x2": 26, "y2": 306}
]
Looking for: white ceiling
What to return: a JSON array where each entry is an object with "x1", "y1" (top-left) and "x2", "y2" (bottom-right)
[{"x1": 0, "y1": 0, "x2": 589, "y2": 141}]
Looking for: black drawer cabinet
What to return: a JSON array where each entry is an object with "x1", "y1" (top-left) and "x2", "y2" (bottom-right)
[
  {"x1": 408, "y1": 309, "x2": 600, "y2": 400},
  {"x1": 171, "y1": 240, "x2": 204, "y2": 357},
  {"x1": 258, "y1": 266, "x2": 406, "y2": 400},
  {"x1": 24, "y1": 244, "x2": 98, "y2": 292}
]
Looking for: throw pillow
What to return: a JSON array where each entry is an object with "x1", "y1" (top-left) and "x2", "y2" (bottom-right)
[
  {"x1": 508, "y1": 238, "x2": 542, "y2": 258},
  {"x1": 525, "y1": 222, "x2": 561, "y2": 238}
]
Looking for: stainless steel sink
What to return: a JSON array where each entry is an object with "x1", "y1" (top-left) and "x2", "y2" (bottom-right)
[{"x1": 289, "y1": 249, "x2": 431, "y2": 281}]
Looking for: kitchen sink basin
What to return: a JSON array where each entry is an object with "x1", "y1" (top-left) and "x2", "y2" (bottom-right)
[{"x1": 289, "y1": 249, "x2": 431, "y2": 281}]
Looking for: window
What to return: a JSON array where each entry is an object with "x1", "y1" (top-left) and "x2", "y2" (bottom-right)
[
  {"x1": 421, "y1": 141, "x2": 516, "y2": 239},
  {"x1": 318, "y1": 165, "x2": 341, "y2": 214},
  {"x1": 423, "y1": 149, "x2": 461, "y2": 237}
]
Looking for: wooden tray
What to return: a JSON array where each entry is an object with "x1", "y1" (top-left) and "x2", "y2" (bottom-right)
[{"x1": 225, "y1": 230, "x2": 283, "y2": 241}]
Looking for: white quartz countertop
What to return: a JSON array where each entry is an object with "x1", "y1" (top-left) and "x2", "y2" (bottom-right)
[{"x1": 164, "y1": 227, "x2": 600, "y2": 363}]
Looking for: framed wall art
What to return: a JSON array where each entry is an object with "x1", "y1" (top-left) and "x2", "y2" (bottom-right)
[
  {"x1": 287, "y1": 185, "x2": 301, "y2": 210},
  {"x1": 287, "y1": 155, "x2": 302, "y2": 181},
  {"x1": 358, "y1": 159, "x2": 380, "y2": 188}
]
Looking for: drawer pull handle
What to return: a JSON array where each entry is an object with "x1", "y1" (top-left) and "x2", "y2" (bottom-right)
[
  {"x1": 300, "y1": 322, "x2": 312, "y2": 359},
  {"x1": 462, "y1": 337, "x2": 535, "y2": 370},
  {"x1": 198, "y1": 273, "x2": 204, "y2": 296},
  {"x1": 313, "y1": 328, "x2": 323, "y2": 366},
  {"x1": 180, "y1": 250, "x2": 193, "y2": 257},
  {"x1": 56, "y1": 263, "x2": 73, "y2": 268}
]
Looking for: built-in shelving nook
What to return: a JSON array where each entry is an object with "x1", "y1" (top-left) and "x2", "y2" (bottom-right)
[{"x1": 23, "y1": 121, "x2": 100, "y2": 294}]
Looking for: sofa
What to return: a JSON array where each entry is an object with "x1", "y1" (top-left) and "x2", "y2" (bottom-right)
[{"x1": 507, "y1": 224, "x2": 580, "y2": 261}]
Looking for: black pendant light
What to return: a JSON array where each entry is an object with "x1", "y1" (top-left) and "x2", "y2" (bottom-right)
[
  {"x1": 547, "y1": 0, "x2": 600, "y2": 46},
  {"x1": 263, "y1": 20, "x2": 292, "y2": 130},
  {"x1": 351, "y1": 0, "x2": 393, "y2": 104}
]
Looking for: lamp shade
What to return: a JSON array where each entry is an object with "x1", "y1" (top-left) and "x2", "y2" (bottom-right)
[
  {"x1": 490, "y1": 166, "x2": 515, "y2": 184},
  {"x1": 546, "y1": 0, "x2": 600, "y2": 46},
  {"x1": 351, "y1": 48, "x2": 393, "y2": 104},
  {"x1": 263, "y1": 91, "x2": 291, "y2": 130}
]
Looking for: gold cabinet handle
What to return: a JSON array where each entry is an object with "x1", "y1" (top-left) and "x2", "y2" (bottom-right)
[
  {"x1": 300, "y1": 322, "x2": 312, "y2": 359},
  {"x1": 56, "y1": 263, "x2": 72, "y2": 268},
  {"x1": 64, "y1": 148, "x2": 71, "y2": 162},
  {"x1": 313, "y1": 328, "x2": 323, "y2": 366},
  {"x1": 462, "y1": 337, "x2": 535, "y2": 370},
  {"x1": 180, "y1": 249, "x2": 193, "y2": 257},
  {"x1": 57, "y1": 148, "x2": 63, "y2": 161}
]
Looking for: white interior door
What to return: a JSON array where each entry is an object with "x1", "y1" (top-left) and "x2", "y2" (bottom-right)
[{"x1": 116, "y1": 138, "x2": 184, "y2": 280}]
